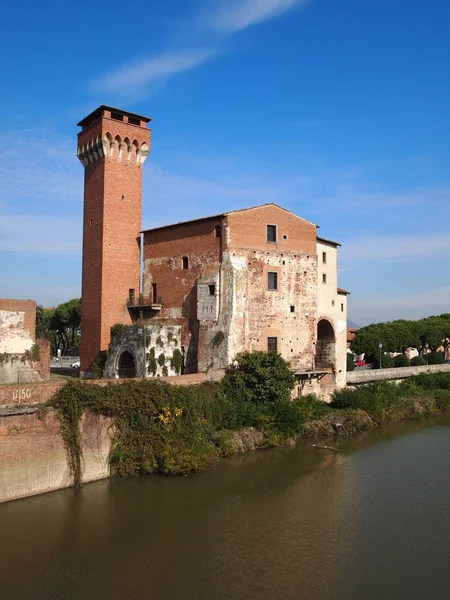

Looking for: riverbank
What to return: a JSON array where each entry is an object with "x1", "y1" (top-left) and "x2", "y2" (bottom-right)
[{"x1": 47, "y1": 371, "x2": 450, "y2": 485}]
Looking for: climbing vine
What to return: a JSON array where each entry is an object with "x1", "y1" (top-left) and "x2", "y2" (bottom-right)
[{"x1": 170, "y1": 348, "x2": 184, "y2": 375}]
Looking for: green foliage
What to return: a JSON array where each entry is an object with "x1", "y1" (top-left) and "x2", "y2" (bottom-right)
[
  {"x1": 21, "y1": 344, "x2": 40, "y2": 363},
  {"x1": 147, "y1": 347, "x2": 157, "y2": 376},
  {"x1": 393, "y1": 354, "x2": 410, "y2": 368},
  {"x1": 156, "y1": 335, "x2": 164, "y2": 348},
  {"x1": 91, "y1": 353, "x2": 106, "y2": 379},
  {"x1": 428, "y1": 351, "x2": 444, "y2": 365},
  {"x1": 295, "y1": 394, "x2": 330, "y2": 420},
  {"x1": 111, "y1": 323, "x2": 129, "y2": 337},
  {"x1": 170, "y1": 348, "x2": 183, "y2": 375},
  {"x1": 221, "y1": 351, "x2": 296, "y2": 404},
  {"x1": 371, "y1": 353, "x2": 394, "y2": 369},
  {"x1": 351, "y1": 314, "x2": 450, "y2": 358},
  {"x1": 346, "y1": 354, "x2": 355, "y2": 371},
  {"x1": 157, "y1": 353, "x2": 166, "y2": 367},
  {"x1": 411, "y1": 356, "x2": 426, "y2": 366},
  {"x1": 46, "y1": 298, "x2": 81, "y2": 355}
]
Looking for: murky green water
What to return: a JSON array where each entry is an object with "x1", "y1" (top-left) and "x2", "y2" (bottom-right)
[{"x1": 2, "y1": 415, "x2": 450, "y2": 600}]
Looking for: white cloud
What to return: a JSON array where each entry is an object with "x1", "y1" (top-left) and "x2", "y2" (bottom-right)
[
  {"x1": 91, "y1": 49, "x2": 216, "y2": 95},
  {"x1": 90, "y1": 0, "x2": 310, "y2": 99},
  {"x1": 205, "y1": 0, "x2": 308, "y2": 33}
]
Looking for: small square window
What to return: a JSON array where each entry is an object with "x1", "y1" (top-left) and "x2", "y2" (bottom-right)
[
  {"x1": 322, "y1": 273, "x2": 327, "y2": 284},
  {"x1": 322, "y1": 252, "x2": 327, "y2": 264},
  {"x1": 267, "y1": 225, "x2": 277, "y2": 242},
  {"x1": 282, "y1": 234, "x2": 288, "y2": 240},
  {"x1": 290, "y1": 306, "x2": 295, "y2": 313},
  {"x1": 209, "y1": 284, "x2": 215, "y2": 296},
  {"x1": 332, "y1": 300, "x2": 335, "y2": 307},
  {"x1": 267, "y1": 337, "x2": 278, "y2": 352},
  {"x1": 268, "y1": 272, "x2": 278, "y2": 290}
]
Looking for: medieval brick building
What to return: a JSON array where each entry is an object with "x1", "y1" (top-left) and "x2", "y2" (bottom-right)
[{"x1": 77, "y1": 106, "x2": 348, "y2": 388}]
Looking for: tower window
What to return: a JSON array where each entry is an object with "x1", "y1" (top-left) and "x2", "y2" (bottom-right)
[
  {"x1": 209, "y1": 284, "x2": 215, "y2": 296},
  {"x1": 215, "y1": 225, "x2": 221, "y2": 238},
  {"x1": 332, "y1": 300, "x2": 335, "y2": 307},
  {"x1": 267, "y1": 337, "x2": 278, "y2": 352},
  {"x1": 282, "y1": 234, "x2": 288, "y2": 240},
  {"x1": 182, "y1": 256, "x2": 189, "y2": 270},
  {"x1": 128, "y1": 289, "x2": 135, "y2": 305},
  {"x1": 268, "y1": 272, "x2": 278, "y2": 290},
  {"x1": 322, "y1": 252, "x2": 327, "y2": 264},
  {"x1": 267, "y1": 225, "x2": 277, "y2": 242},
  {"x1": 121, "y1": 195, "x2": 125, "y2": 200},
  {"x1": 89, "y1": 218, "x2": 92, "y2": 226},
  {"x1": 341, "y1": 303, "x2": 344, "y2": 312},
  {"x1": 322, "y1": 273, "x2": 327, "y2": 284},
  {"x1": 290, "y1": 306, "x2": 295, "y2": 313},
  {"x1": 111, "y1": 112, "x2": 124, "y2": 121},
  {"x1": 129, "y1": 117, "x2": 140, "y2": 126}
]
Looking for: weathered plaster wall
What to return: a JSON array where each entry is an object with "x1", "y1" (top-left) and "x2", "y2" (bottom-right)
[
  {"x1": 104, "y1": 324, "x2": 184, "y2": 378},
  {"x1": 347, "y1": 363, "x2": 450, "y2": 384},
  {"x1": 0, "y1": 410, "x2": 111, "y2": 503},
  {"x1": 0, "y1": 299, "x2": 35, "y2": 353}
]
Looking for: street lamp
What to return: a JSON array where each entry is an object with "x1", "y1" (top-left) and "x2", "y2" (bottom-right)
[
  {"x1": 378, "y1": 342, "x2": 383, "y2": 369},
  {"x1": 425, "y1": 342, "x2": 429, "y2": 366}
]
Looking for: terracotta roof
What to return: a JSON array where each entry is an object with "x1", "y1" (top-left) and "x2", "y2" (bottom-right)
[
  {"x1": 141, "y1": 203, "x2": 317, "y2": 234},
  {"x1": 337, "y1": 287, "x2": 350, "y2": 295}
]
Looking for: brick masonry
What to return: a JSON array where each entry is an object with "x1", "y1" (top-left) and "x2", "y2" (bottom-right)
[{"x1": 78, "y1": 107, "x2": 151, "y2": 372}]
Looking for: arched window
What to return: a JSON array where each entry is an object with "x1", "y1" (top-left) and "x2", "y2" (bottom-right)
[{"x1": 182, "y1": 256, "x2": 189, "y2": 270}]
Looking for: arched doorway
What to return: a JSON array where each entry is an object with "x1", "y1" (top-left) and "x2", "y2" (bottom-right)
[
  {"x1": 316, "y1": 319, "x2": 336, "y2": 369},
  {"x1": 117, "y1": 351, "x2": 136, "y2": 379}
]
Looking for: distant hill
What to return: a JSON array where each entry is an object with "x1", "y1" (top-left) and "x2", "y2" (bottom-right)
[{"x1": 347, "y1": 320, "x2": 360, "y2": 329}]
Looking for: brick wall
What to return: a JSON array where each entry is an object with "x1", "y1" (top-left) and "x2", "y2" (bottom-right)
[{"x1": 78, "y1": 109, "x2": 151, "y2": 371}]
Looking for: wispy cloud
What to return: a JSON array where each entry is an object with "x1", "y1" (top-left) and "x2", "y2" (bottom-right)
[
  {"x1": 203, "y1": 0, "x2": 309, "y2": 34},
  {"x1": 90, "y1": 49, "x2": 216, "y2": 95},
  {"x1": 91, "y1": 0, "x2": 310, "y2": 98}
]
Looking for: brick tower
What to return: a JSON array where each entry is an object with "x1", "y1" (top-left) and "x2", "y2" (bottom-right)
[{"x1": 77, "y1": 106, "x2": 151, "y2": 375}]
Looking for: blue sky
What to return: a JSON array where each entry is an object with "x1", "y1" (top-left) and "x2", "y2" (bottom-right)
[{"x1": 1, "y1": 0, "x2": 449, "y2": 326}]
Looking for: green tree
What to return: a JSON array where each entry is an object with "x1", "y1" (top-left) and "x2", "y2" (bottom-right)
[
  {"x1": 221, "y1": 351, "x2": 296, "y2": 404},
  {"x1": 346, "y1": 354, "x2": 355, "y2": 371},
  {"x1": 45, "y1": 298, "x2": 81, "y2": 355}
]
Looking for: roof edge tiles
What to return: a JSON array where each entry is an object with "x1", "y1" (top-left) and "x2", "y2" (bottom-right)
[{"x1": 141, "y1": 203, "x2": 318, "y2": 234}]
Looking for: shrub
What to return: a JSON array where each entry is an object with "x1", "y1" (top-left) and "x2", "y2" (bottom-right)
[
  {"x1": 346, "y1": 354, "x2": 355, "y2": 371},
  {"x1": 393, "y1": 354, "x2": 410, "y2": 368},
  {"x1": 427, "y1": 351, "x2": 444, "y2": 365},
  {"x1": 411, "y1": 356, "x2": 426, "y2": 366},
  {"x1": 221, "y1": 351, "x2": 296, "y2": 404},
  {"x1": 371, "y1": 354, "x2": 394, "y2": 369}
]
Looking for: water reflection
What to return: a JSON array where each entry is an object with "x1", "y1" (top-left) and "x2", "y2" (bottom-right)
[{"x1": 1, "y1": 415, "x2": 450, "y2": 600}]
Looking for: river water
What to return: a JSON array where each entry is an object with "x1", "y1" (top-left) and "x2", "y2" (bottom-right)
[{"x1": 2, "y1": 416, "x2": 450, "y2": 600}]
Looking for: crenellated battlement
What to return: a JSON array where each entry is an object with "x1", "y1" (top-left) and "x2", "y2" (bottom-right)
[{"x1": 77, "y1": 133, "x2": 149, "y2": 166}]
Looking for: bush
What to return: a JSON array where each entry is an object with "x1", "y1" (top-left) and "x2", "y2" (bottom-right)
[
  {"x1": 393, "y1": 354, "x2": 410, "y2": 368},
  {"x1": 346, "y1": 354, "x2": 355, "y2": 371},
  {"x1": 411, "y1": 356, "x2": 426, "y2": 366},
  {"x1": 221, "y1": 351, "x2": 296, "y2": 404},
  {"x1": 371, "y1": 354, "x2": 394, "y2": 369},
  {"x1": 428, "y1": 351, "x2": 444, "y2": 365}
]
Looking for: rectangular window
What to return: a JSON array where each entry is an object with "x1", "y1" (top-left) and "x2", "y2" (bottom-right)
[
  {"x1": 290, "y1": 305, "x2": 295, "y2": 312},
  {"x1": 209, "y1": 284, "x2": 215, "y2": 296},
  {"x1": 268, "y1": 272, "x2": 278, "y2": 290},
  {"x1": 128, "y1": 289, "x2": 135, "y2": 305},
  {"x1": 332, "y1": 300, "x2": 335, "y2": 307},
  {"x1": 322, "y1": 252, "x2": 327, "y2": 264},
  {"x1": 267, "y1": 337, "x2": 278, "y2": 352},
  {"x1": 341, "y1": 303, "x2": 344, "y2": 312},
  {"x1": 267, "y1": 225, "x2": 277, "y2": 242},
  {"x1": 322, "y1": 273, "x2": 327, "y2": 284},
  {"x1": 111, "y1": 112, "x2": 124, "y2": 121},
  {"x1": 128, "y1": 117, "x2": 140, "y2": 126},
  {"x1": 152, "y1": 283, "x2": 157, "y2": 304}
]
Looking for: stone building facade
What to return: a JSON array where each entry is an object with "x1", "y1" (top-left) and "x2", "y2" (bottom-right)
[{"x1": 77, "y1": 106, "x2": 348, "y2": 387}]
